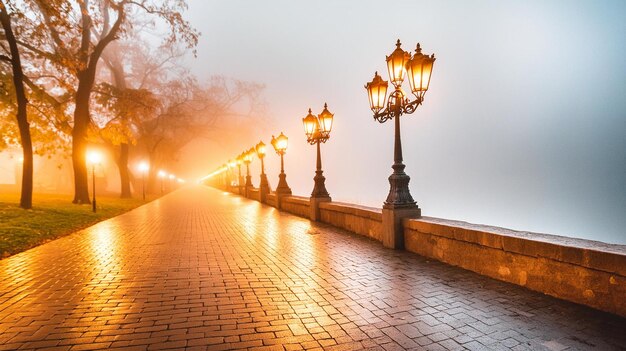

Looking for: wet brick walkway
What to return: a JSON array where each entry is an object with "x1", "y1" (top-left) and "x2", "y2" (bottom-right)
[{"x1": 0, "y1": 186, "x2": 624, "y2": 350}]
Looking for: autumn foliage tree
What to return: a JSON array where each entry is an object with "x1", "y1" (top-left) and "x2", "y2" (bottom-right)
[
  {"x1": 0, "y1": 1, "x2": 32, "y2": 208},
  {"x1": 28, "y1": 0, "x2": 197, "y2": 204}
]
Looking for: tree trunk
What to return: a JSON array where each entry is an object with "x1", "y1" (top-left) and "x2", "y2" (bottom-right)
[
  {"x1": 70, "y1": 0, "x2": 125, "y2": 204},
  {"x1": 0, "y1": 4, "x2": 33, "y2": 209},
  {"x1": 118, "y1": 143, "x2": 131, "y2": 198},
  {"x1": 71, "y1": 73, "x2": 93, "y2": 204}
]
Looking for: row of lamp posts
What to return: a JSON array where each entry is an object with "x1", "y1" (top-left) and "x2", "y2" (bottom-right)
[
  {"x1": 216, "y1": 133, "x2": 292, "y2": 207},
  {"x1": 209, "y1": 39, "x2": 434, "y2": 249},
  {"x1": 85, "y1": 152, "x2": 183, "y2": 213}
]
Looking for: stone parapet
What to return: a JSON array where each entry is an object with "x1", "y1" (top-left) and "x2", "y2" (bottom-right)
[
  {"x1": 319, "y1": 202, "x2": 382, "y2": 241},
  {"x1": 403, "y1": 217, "x2": 626, "y2": 317},
  {"x1": 266, "y1": 193, "x2": 278, "y2": 208},
  {"x1": 209, "y1": 184, "x2": 626, "y2": 317},
  {"x1": 280, "y1": 196, "x2": 310, "y2": 218},
  {"x1": 248, "y1": 188, "x2": 261, "y2": 201}
]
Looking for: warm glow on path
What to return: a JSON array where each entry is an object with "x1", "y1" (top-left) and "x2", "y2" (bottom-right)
[{"x1": 0, "y1": 186, "x2": 623, "y2": 349}]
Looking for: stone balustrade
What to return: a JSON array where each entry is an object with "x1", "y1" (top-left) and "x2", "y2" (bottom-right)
[{"x1": 210, "y1": 183, "x2": 626, "y2": 318}]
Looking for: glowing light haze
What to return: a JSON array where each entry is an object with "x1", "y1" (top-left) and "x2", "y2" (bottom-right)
[{"x1": 181, "y1": 0, "x2": 626, "y2": 244}]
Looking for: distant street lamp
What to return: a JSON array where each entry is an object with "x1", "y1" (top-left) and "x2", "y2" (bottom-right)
[
  {"x1": 158, "y1": 170, "x2": 166, "y2": 195},
  {"x1": 221, "y1": 163, "x2": 228, "y2": 189},
  {"x1": 365, "y1": 39, "x2": 435, "y2": 248},
  {"x1": 243, "y1": 149, "x2": 254, "y2": 196},
  {"x1": 271, "y1": 132, "x2": 291, "y2": 195},
  {"x1": 303, "y1": 103, "x2": 334, "y2": 198},
  {"x1": 87, "y1": 150, "x2": 102, "y2": 213},
  {"x1": 365, "y1": 39, "x2": 435, "y2": 211},
  {"x1": 236, "y1": 154, "x2": 244, "y2": 194},
  {"x1": 255, "y1": 141, "x2": 270, "y2": 201},
  {"x1": 138, "y1": 161, "x2": 150, "y2": 201},
  {"x1": 228, "y1": 159, "x2": 237, "y2": 189}
]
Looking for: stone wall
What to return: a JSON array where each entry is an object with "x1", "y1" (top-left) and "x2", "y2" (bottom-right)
[
  {"x1": 266, "y1": 193, "x2": 278, "y2": 208},
  {"x1": 403, "y1": 217, "x2": 626, "y2": 317},
  {"x1": 280, "y1": 196, "x2": 309, "y2": 218},
  {"x1": 248, "y1": 188, "x2": 261, "y2": 202},
  {"x1": 319, "y1": 202, "x2": 383, "y2": 241}
]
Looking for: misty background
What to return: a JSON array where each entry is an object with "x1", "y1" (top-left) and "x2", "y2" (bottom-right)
[{"x1": 175, "y1": 0, "x2": 626, "y2": 245}]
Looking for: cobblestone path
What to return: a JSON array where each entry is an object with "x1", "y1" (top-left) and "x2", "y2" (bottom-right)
[{"x1": 1, "y1": 186, "x2": 624, "y2": 350}]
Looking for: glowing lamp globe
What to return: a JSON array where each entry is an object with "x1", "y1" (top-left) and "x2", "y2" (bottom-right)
[
  {"x1": 272, "y1": 132, "x2": 288, "y2": 154},
  {"x1": 138, "y1": 162, "x2": 149, "y2": 173},
  {"x1": 87, "y1": 151, "x2": 102, "y2": 165},
  {"x1": 255, "y1": 141, "x2": 266, "y2": 158},
  {"x1": 302, "y1": 108, "x2": 319, "y2": 140},
  {"x1": 406, "y1": 43, "x2": 436, "y2": 100},
  {"x1": 386, "y1": 39, "x2": 411, "y2": 88},
  {"x1": 365, "y1": 71, "x2": 389, "y2": 113},
  {"x1": 318, "y1": 103, "x2": 334, "y2": 135}
]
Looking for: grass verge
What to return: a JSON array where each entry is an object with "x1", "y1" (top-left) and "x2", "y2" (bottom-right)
[{"x1": 0, "y1": 193, "x2": 147, "y2": 258}]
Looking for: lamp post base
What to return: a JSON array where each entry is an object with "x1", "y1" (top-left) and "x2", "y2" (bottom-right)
[
  {"x1": 275, "y1": 173, "x2": 292, "y2": 210},
  {"x1": 381, "y1": 163, "x2": 421, "y2": 249},
  {"x1": 245, "y1": 175, "x2": 253, "y2": 197},
  {"x1": 382, "y1": 207, "x2": 420, "y2": 249},
  {"x1": 309, "y1": 196, "x2": 331, "y2": 222},
  {"x1": 259, "y1": 174, "x2": 270, "y2": 203},
  {"x1": 275, "y1": 173, "x2": 292, "y2": 195}
]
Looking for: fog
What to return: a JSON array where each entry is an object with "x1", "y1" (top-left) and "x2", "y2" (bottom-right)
[{"x1": 179, "y1": 1, "x2": 625, "y2": 244}]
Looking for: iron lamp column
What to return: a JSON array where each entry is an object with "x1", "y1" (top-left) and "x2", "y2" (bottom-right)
[
  {"x1": 87, "y1": 151, "x2": 102, "y2": 212},
  {"x1": 243, "y1": 150, "x2": 254, "y2": 197},
  {"x1": 236, "y1": 155, "x2": 244, "y2": 195},
  {"x1": 303, "y1": 104, "x2": 334, "y2": 221},
  {"x1": 255, "y1": 141, "x2": 270, "y2": 202},
  {"x1": 365, "y1": 39, "x2": 436, "y2": 248},
  {"x1": 271, "y1": 132, "x2": 292, "y2": 195}
]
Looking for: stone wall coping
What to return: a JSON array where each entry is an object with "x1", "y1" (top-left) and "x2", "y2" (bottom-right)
[
  {"x1": 405, "y1": 217, "x2": 626, "y2": 276},
  {"x1": 319, "y1": 201, "x2": 382, "y2": 221},
  {"x1": 267, "y1": 193, "x2": 277, "y2": 200},
  {"x1": 282, "y1": 196, "x2": 310, "y2": 205}
]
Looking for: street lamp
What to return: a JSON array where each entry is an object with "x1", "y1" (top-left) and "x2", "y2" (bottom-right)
[
  {"x1": 271, "y1": 132, "x2": 291, "y2": 195},
  {"x1": 255, "y1": 141, "x2": 270, "y2": 201},
  {"x1": 228, "y1": 159, "x2": 237, "y2": 189},
  {"x1": 365, "y1": 39, "x2": 435, "y2": 212},
  {"x1": 158, "y1": 170, "x2": 166, "y2": 195},
  {"x1": 243, "y1": 149, "x2": 254, "y2": 196},
  {"x1": 138, "y1": 161, "x2": 150, "y2": 201},
  {"x1": 365, "y1": 39, "x2": 435, "y2": 248},
  {"x1": 87, "y1": 150, "x2": 102, "y2": 213},
  {"x1": 302, "y1": 103, "x2": 334, "y2": 199},
  {"x1": 236, "y1": 154, "x2": 244, "y2": 194}
]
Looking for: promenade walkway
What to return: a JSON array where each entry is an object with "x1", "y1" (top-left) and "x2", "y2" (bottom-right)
[{"x1": 0, "y1": 186, "x2": 624, "y2": 351}]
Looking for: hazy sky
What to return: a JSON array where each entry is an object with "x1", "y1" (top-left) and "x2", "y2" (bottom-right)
[{"x1": 180, "y1": 0, "x2": 626, "y2": 244}]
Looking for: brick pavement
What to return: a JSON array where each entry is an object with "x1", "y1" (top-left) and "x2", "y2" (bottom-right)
[{"x1": 0, "y1": 186, "x2": 624, "y2": 351}]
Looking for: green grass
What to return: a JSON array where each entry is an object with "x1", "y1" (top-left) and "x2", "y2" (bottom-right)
[{"x1": 0, "y1": 192, "x2": 148, "y2": 258}]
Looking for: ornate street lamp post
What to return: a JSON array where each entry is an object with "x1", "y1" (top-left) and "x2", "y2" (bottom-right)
[
  {"x1": 228, "y1": 159, "x2": 237, "y2": 192},
  {"x1": 271, "y1": 132, "x2": 292, "y2": 196},
  {"x1": 236, "y1": 154, "x2": 244, "y2": 195},
  {"x1": 365, "y1": 39, "x2": 436, "y2": 248},
  {"x1": 221, "y1": 163, "x2": 228, "y2": 189},
  {"x1": 303, "y1": 103, "x2": 334, "y2": 221},
  {"x1": 243, "y1": 149, "x2": 254, "y2": 197},
  {"x1": 255, "y1": 141, "x2": 270, "y2": 202},
  {"x1": 87, "y1": 150, "x2": 102, "y2": 213}
]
